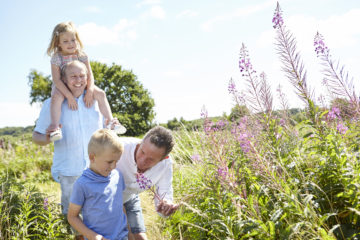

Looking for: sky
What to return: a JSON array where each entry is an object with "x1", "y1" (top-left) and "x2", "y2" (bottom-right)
[{"x1": 0, "y1": 0, "x2": 359, "y2": 127}]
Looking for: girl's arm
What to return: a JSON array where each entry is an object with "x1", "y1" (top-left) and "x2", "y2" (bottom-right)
[
  {"x1": 84, "y1": 60, "x2": 95, "y2": 107},
  {"x1": 67, "y1": 203, "x2": 108, "y2": 240},
  {"x1": 51, "y1": 64, "x2": 78, "y2": 110}
]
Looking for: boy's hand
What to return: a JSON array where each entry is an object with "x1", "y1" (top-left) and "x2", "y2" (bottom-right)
[
  {"x1": 84, "y1": 87, "x2": 94, "y2": 108},
  {"x1": 156, "y1": 199, "x2": 179, "y2": 216},
  {"x1": 67, "y1": 96, "x2": 78, "y2": 110}
]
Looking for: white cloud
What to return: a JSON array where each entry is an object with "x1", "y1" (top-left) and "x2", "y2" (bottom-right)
[
  {"x1": 0, "y1": 102, "x2": 41, "y2": 128},
  {"x1": 201, "y1": 0, "x2": 274, "y2": 32},
  {"x1": 149, "y1": 6, "x2": 165, "y2": 19},
  {"x1": 78, "y1": 20, "x2": 137, "y2": 46},
  {"x1": 176, "y1": 9, "x2": 199, "y2": 19},
  {"x1": 162, "y1": 70, "x2": 182, "y2": 78},
  {"x1": 136, "y1": 0, "x2": 161, "y2": 8},
  {"x1": 84, "y1": 6, "x2": 101, "y2": 13}
]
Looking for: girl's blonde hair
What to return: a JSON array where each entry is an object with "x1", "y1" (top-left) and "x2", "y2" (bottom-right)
[{"x1": 47, "y1": 21, "x2": 84, "y2": 56}]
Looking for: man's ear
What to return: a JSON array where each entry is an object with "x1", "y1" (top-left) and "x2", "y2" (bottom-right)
[{"x1": 89, "y1": 153, "x2": 95, "y2": 162}]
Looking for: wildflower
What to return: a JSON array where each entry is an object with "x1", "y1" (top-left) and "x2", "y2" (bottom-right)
[
  {"x1": 327, "y1": 107, "x2": 341, "y2": 120},
  {"x1": 272, "y1": 2, "x2": 283, "y2": 29},
  {"x1": 217, "y1": 166, "x2": 229, "y2": 179},
  {"x1": 336, "y1": 123, "x2": 348, "y2": 134},
  {"x1": 314, "y1": 32, "x2": 329, "y2": 57},
  {"x1": 275, "y1": 133, "x2": 281, "y2": 140},
  {"x1": 228, "y1": 79, "x2": 237, "y2": 94},
  {"x1": 43, "y1": 198, "x2": 49, "y2": 211},
  {"x1": 191, "y1": 154, "x2": 201, "y2": 163},
  {"x1": 279, "y1": 118, "x2": 286, "y2": 126},
  {"x1": 136, "y1": 172, "x2": 152, "y2": 190},
  {"x1": 216, "y1": 120, "x2": 227, "y2": 128},
  {"x1": 238, "y1": 133, "x2": 251, "y2": 153},
  {"x1": 239, "y1": 44, "x2": 255, "y2": 76}
]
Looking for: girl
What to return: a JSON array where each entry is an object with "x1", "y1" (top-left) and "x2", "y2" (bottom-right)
[{"x1": 47, "y1": 21, "x2": 125, "y2": 141}]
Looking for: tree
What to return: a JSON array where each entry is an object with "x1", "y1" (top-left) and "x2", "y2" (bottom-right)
[
  {"x1": 28, "y1": 61, "x2": 155, "y2": 136},
  {"x1": 228, "y1": 105, "x2": 250, "y2": 122}
]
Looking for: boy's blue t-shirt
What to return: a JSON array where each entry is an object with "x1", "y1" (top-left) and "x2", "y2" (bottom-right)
[{"x1": 70, "y1": 168, "x2": 128, "y2": 240}]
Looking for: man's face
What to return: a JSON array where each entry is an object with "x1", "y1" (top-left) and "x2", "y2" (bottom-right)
[
  {"x1": 135, "y1": 138, "x2": 166, "y2": 172},
  {"x1": 64, "y1": 63, "x2": 87, "y2": 97}
]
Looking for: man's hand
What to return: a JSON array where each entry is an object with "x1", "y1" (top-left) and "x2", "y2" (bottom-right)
[{"x1": 156, "y1": 199, "x2": 179, "y2": 217}]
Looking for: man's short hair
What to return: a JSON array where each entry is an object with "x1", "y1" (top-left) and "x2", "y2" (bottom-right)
[
  {"x1": 143, "y1": 126, "x2": 174, "y2": 157},
  {"x1": 60, "y1": 60, "x2": 87, "y2": 81},
  {"x1": 88, "y1": 129, "x2": 124, "y2": 156}
]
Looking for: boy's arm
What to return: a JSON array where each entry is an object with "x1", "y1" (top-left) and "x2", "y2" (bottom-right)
[{"x1": 67, "y1": 203, "x2": 108, "y2": 240}]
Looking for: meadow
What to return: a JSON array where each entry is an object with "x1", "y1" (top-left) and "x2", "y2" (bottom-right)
[{"x1": 1, "y1": 2, "x2": 360, "y2": 239}]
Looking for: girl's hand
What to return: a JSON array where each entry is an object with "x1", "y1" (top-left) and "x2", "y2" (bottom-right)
[
  {"x1": 67, "y1": 96, "x2": 78, "y2": 110},
  {"x1": 94, "y1": 234, "x2": 109, "y2": 240},
  {"x1": 84, "y1": 87, "x2": 94, "y2": 108}
]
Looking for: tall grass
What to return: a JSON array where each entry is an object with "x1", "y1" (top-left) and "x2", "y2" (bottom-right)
[{"x1": 161, "y1": 3, "x2": 360, "y2": 239}]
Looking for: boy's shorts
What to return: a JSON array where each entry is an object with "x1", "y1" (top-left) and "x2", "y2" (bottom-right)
[{"x1": 124, "y1": 195, "x2": 146, "y2": 234}]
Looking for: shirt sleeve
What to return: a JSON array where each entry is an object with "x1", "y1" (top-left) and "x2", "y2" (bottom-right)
[
  {"x1": 78, "y1": 53, "x2": 89, "y2": 63},
  {"x1": 154, "y1": 157, "x2": 174, "y2": 207},
  {"x1": 33, "y1": 99, "x2": 51, "y2": 134},
  {"x1": 70, "y1": 180, "x2": 85, "y2": 206},
  {"x1": 50, "y1": 53, "x2": 62, "y2": 66}
]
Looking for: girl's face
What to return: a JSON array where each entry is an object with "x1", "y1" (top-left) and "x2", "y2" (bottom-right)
[{"x1": 58, "y1": 31, "x2": 77, "y2": 55}]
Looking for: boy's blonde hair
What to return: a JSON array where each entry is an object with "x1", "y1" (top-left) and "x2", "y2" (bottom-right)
[
  {"x1": 47, "y1": 21, "x2": 84, "y2": 56},
  {"x1": 88, "y1": 129, "x2": 124, "y2": 156}
]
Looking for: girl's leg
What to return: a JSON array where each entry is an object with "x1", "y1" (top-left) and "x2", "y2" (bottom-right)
[
  {"x1": 93, "y1": 86, "x2": 113, "y2": 124},
  {"x1": 50, "y1": 87, "x2": 65, "y2": 131}
]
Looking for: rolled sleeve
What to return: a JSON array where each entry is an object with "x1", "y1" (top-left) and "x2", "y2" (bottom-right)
[{"x1": 34, "y1": 99, "x2": 51, "y2": 134}]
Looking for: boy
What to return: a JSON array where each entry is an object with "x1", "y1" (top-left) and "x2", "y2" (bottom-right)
[{"x1": 67, "y1": 129, "x2": 128, "y2": 240}]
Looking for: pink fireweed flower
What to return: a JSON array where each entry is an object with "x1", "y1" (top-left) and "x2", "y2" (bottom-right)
[
  {"x1": 327, "y1": 107, "x2": 341, "y2": 121},
  {"x1": 337, "y1": 123, "x2": 348, "y2": 134},
  {"x1": 314, "y1": 32, "x2": 329, "y2": 57},
  {"x1": 238, "y1": 133, "x2": 251, "y2": 153},
  {"x1": 279, "y1": 118, "x2": 286, "y2": 126},
  {"x1": 43, "y1": 197, "x2": 49, "y2": 211},
  {"x1": 217, "y1": 166, "x2": 229, "y2": 179},
  {"x1": 136, "y1": 172, "x2": 152, "y2": 190},
  {"x1": 272, "y1": 2, "x2": 283, "y2": 29},
  {"x1": 228, "y1": 79, "x2": 237, "y2": 94},
  {"x1": 239, "y1": 44, "x2": 256, "y2": 76},
  {"x1": 191, "y1": 154, "x2": 201, "y2": 163}
]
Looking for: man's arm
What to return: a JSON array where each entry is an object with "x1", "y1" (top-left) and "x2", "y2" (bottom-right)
[
  {"x1": 67, "y1": 203, "x2": 108, "y2": 240},
  {"x1": 32, "y1": 131, "x2": 51, "y2": 146},
  {"x1": 155, "y1": 157, "x2": 179, "y2": 217}
]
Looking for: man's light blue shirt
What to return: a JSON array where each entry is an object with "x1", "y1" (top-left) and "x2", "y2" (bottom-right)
[{"x1": 34, "y1": 94, "x2": 104, "y2": 182}]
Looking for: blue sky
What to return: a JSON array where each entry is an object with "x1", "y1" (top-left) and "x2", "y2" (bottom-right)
[{"x1": 1, "y1": 0, "x2": 359, "y2": 127}]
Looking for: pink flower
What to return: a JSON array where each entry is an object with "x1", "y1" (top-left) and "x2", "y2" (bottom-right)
[
  {"x1": 314, "y1": 32, "x2": 329, "y2": 57},
  {"x1": 337, "y1": 123, "x2": 348, "y2": 134},
  {"x1": 272, "y1": 3, "x2": 283, "y2": 29}
]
